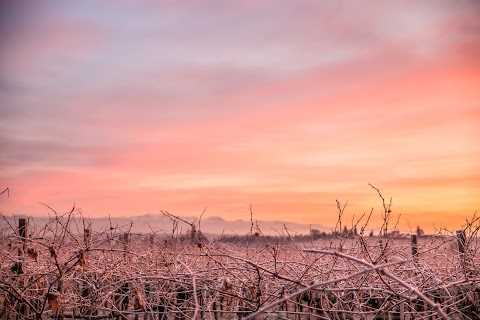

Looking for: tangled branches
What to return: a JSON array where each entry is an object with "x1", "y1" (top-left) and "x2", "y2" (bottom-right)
[{"x1": 0, "y1": 202, "x2": 479, "y2": 319}]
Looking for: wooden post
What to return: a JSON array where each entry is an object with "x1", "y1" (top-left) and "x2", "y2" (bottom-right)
[
  {"x1": 144, "y1": 283, "x2": 151, "y2": 320},
  {"x1": 84, "y1": 228, "x2": 91, "y2": 248},
  {"x1": 18, "y1": 218, "x2": 28, "y2": 256},
  {"x1": 80, "y1": 225, "x2": 92, "y2": 316},
  {"x1": 81, "y1": 279, "x2": 91, "y2": 316},
  {"x1": 456, "y1": 230, "x2": 469, "y2": 278},
  {"x1": 399, "y1": 302, "x2": 405, "y2": 320},
  {"x1": 123, "y1": 233, "x2": 129, "y2": 247},
  {"x1": 18, "y1": 218, "x2": 29, "y2": 317},
  {"x1": 411, "y1": 235, "x2": 418, "y2": 260},
  {"x1": 123, "y1": 233, "x2": 129, "y2": 258},
  {"x1": 115, "y1": 283, "x2": 129, "y2": 320},
  {"x1": 411, "y1": 234, "x2": 418, "y2": 278},
  {"x1": 456, "y1": 230, "x2": 466, "y2": 254},
  {"x1": 378, "y1": 239, "x2": 387, "y2": 262}
]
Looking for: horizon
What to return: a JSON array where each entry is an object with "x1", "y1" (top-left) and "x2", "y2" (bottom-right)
[
  {"x1": 0, "y1": 208, "x2": 465, "y2": 236},
  {"x1": 1, "y1": 1, "x2": 479, "y2": 234}
]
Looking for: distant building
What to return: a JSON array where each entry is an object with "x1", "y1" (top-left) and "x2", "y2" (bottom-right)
[{"x1": 387, "y1": 230, "x2": 408, "y2": 238}]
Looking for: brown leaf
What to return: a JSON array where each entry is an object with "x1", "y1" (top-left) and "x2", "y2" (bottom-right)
[
  {"x1": 47, "y1": 293, "x2": 59, "y2": 313},
  {"x1": 78, "y1": 250, "x2": 87, "y2": 267},
  {"x1": 49, "y1": 247, "x2": 57, "y2": 259},
  {"x1": 134, "y1": 292, "x2": 146, "y2": 311},
  {"x1": 27, "y1": 248, "x2": 38, "y2": 260},
  {"x1": 11, "y1": 261, "x2": 23, "y2": 274},
  {"x1": 221, "y1": 278, "x2": 232, "y2": 291}
]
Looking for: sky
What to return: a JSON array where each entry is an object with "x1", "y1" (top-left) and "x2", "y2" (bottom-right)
[{"x1": 1, "y1": 0, "x2": 479, "y2": 234}]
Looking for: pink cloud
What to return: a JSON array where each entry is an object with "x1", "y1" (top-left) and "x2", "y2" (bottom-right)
[
  {"x1": 1, "y1": 19, "x2": 104, "y2": 81},
  {"x1": 1, "y1": 1, "x2": 479, "y2": 233}
]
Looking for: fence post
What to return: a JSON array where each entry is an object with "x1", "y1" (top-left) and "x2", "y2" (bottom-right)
[
  {"x1": 456, "y1": 230, "x2": 469, "y2": 278},
  {"x1": 144, "y1": 283, "x2": 152, "y2": 320},
  {"x1": 411, "y1": 234, "x2": 418, "y2": 260},
  {"x1": 79, "y1": 223, "x2": 92, "y2": 316},
  {"x1": 123, "y1": 233, "x2": 129, "y2": 258},
  {"x1": 456, "y1": 230, "x2": 466, "y2": 254},
  {"x1": 378, "y1": 239, "x2": 387, "y2": 263},
  {"x1": 18, "y1": 218, "x2": 28, "y2": 256},
  {"x1": 399, "y1": 301, "x2": 405, "y2": 320},
  {"x1": 115, "y1": 283, "x2": 130, "y2": 320},
  {"x1": 18, "y1": 218, "x2": 29, "y2": 317},
  {"x1": 84, "y1": 227, "x2": 91, "y2": 248}
]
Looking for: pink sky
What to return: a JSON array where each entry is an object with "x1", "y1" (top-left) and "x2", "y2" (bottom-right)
[{"x1": 1, "y1": 1, "x2": 479, "y2": 233}]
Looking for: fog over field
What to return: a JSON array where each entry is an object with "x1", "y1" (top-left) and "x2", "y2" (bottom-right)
[{"x1": 0, "y1": 212, "x2": 328, "y2": 236}]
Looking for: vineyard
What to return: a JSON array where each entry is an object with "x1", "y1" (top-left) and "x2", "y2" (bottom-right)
[{"x1": 0, "y1": 204, "x2": 479, "y2": 319}]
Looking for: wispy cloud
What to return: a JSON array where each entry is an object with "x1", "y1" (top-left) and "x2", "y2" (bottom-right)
[{"x1": 1, "y1": 0, "x2": 479, "y2": 232}]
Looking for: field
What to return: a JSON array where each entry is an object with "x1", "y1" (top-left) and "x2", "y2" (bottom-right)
[{"x1": 0, "y1": 209, "x2": 479, "y2": 320}]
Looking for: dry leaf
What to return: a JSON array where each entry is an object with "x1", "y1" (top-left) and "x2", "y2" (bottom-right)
[
  {"x1": 78, "y1": 250, "x2": 87, "y2": 267},
  {"x1": 49, "y1": 247, "x2": 57, "y2": 259},
  {"x1": 221, "y1": 278, "x2": 232, "y2": 291},
  {"x1": 11, "y1": 261, "x2": 23, "y2": 274},
  {"x1": 27, "y1": 248, "x2": 38, "y2": 260},
  {"x1": 47, "y1": 293, "x2": 59, "y2": 313},
  {"x1": 134, "y1": 292, "x2": 146, "y2": 311}
]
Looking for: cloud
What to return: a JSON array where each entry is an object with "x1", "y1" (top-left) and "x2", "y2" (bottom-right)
[{"x1": 1, "y1": 0, "x2": 479, "y2": 232}]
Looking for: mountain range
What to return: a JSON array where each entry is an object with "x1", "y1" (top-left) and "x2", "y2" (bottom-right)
[{"x1": 0, "y1": 213, "x2": 328, "y2": 236}]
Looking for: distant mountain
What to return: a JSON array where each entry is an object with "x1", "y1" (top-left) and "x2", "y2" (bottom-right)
[
  {"x1": 205, "y1": 216, "x2": 225, "y2": 222},
  {"x1": 0, "y1": 213, "x2": 328, "y2": 236}
]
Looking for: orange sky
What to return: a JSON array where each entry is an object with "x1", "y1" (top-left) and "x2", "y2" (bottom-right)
[{"x1": 1, "y1": 1, "x2": 479, "y2": 233}]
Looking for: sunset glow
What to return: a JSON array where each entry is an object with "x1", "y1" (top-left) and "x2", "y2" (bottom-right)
[{"x1": 1, "y1": 1, "x2": 479, "y2": 233}]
